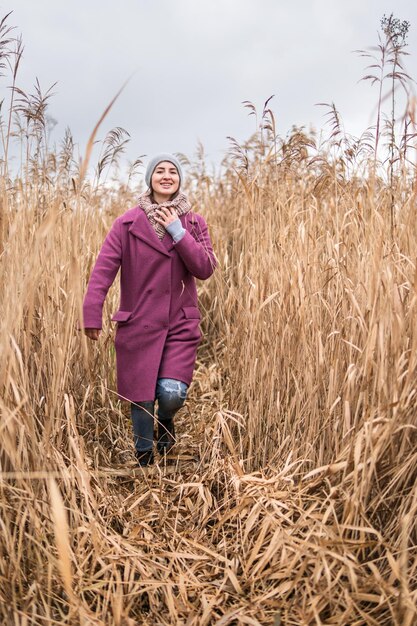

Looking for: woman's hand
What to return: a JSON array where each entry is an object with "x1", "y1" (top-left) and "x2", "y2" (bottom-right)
[
  {"x1": 154, "y1": 206, "x2": 178, "y2": 227},
  {"x1": 84, "y1": 328, "x2": 101, "y2": 341}
]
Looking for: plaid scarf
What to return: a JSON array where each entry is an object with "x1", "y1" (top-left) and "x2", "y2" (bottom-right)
[{"x1": 137, "y1": 191, "x2": 191, "y2": 240}]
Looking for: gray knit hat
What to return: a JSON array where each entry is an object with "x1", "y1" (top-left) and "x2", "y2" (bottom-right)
[{"x1": 145, "y1": 153, "x2": 183, "y2": 188}]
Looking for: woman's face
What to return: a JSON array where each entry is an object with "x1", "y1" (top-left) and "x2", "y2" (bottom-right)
[{"x1": 151, "y1": 161, "x2": 180, "y2": 199}]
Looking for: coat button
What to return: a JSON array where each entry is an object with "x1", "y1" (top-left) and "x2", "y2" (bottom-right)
[{"x1": 144, "y1": 325, "x2": 149, "y2": 329}]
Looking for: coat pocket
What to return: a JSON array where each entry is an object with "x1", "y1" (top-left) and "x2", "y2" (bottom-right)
[
  {"x1": 111, "y1": 310, "x2": 133, "y2": 323},
  {"x1": 182, "y1": 306, "x2": 201, "y2": 320}
]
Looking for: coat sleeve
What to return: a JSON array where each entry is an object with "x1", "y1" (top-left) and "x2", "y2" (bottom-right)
[
  {"x1": 173, "y1": 214, "x2": 217, "y2": 280},
  {"x1": 82, "y1": 218, "x2": 122, "y2": 328}
]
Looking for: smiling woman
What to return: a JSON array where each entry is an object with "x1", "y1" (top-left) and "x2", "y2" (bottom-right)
[{"x1": 82, "y1": 153, "x2": 217, "y2": 467}]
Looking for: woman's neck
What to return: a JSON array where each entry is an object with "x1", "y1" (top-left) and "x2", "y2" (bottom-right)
[{"x1": 152, "y1": 191, "x2": 171, "y2": 205}]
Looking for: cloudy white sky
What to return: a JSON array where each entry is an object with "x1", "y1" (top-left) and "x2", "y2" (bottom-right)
[{"x1": 4, "y1": 0, "x2": 417, "y2": 175}]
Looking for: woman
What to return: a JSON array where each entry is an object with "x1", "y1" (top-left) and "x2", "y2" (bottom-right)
[{"x1": 82, "y1": 153, "x2": 216, "y2": 466}]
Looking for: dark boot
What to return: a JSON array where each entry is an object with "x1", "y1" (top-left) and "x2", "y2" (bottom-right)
[
  {"x1": 157, "y1": 419, "x2": 176, "y2": 454},
  {"x1": 131, "y1": 401, "x2": 155, "y2": 466},
  {"x1": 135, "y1": 449, "x2": 154, "y2": 467}
]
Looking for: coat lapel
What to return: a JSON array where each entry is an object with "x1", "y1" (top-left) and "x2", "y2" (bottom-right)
[
  {"x1": 162, "y1": 234, "x2": 174, "y2": 252},
  {"x1": 126, "y1": 207, "x2": 171, "y2": 257}
]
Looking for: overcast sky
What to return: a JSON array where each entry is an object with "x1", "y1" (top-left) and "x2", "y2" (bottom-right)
[{"x1": 4, "y1": 0, "x2": 417, "y2": 176}]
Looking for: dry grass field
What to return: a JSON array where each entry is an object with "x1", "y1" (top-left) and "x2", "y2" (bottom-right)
[{"x1": 1, "y1": 13, "x2": 416, "y2": 626}]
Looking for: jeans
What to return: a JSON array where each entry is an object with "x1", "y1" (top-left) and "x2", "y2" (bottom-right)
[{"x1": 131, "y1": 378, "x2": 188, "y2": 453}]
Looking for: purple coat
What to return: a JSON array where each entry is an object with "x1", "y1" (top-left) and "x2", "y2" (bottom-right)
[{"x1": 82, "y1": 206, "x2": 216, "y2": 401}]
